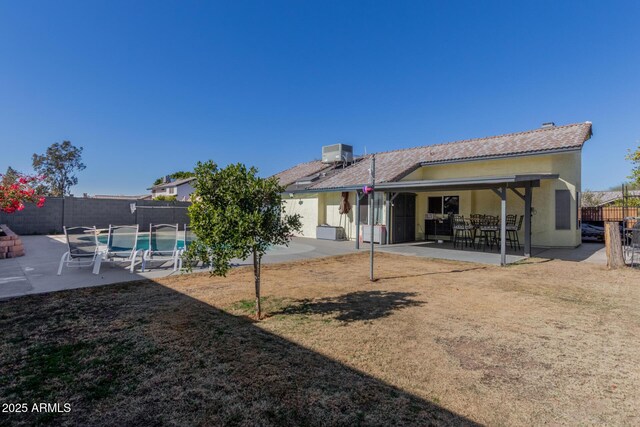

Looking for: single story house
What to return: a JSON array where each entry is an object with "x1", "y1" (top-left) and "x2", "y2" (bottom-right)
[
  {"x1": 274, "y1": 121, "x2": 593, "y2": 255},
  {"x1": 149, "y1": 177, "x2": 196, "y2": 201}
]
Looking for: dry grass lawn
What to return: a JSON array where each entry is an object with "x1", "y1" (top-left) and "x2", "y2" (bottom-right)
[{"x1": 1, "y1": 252, "x2": 639, "y2": 426}]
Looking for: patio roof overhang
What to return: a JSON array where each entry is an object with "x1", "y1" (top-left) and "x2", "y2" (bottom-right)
[
  {"x1": 373, "y1": 173, "x2": 559, "y2": 193},
  {"x1": 285, "y1": 173, "x2": 559, "y2": 194}
]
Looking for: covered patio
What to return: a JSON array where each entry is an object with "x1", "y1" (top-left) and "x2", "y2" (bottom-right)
[{"x1": 353, "y1": 173, "x2": 560, "y2": 266}]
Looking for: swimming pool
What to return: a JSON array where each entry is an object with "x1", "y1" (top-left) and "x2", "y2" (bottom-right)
[
  {"x1": 96, "y1": 233, "x2": 186, "y2": 251},
  {"x1": 92, "y1": 233, "x2": 308, "y2": 254}
]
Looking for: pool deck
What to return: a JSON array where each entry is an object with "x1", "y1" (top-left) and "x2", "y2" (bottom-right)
[
  {"x1": 0, "y1": 235, "x2": 605, "y2": 300},
  {"x1": 0, "y1": 235, "x2": 359, "y2": 300}
]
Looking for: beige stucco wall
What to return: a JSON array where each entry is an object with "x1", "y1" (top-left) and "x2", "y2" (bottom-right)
[
  {"x1": 283, "y1": 191, "x2": 380, "y2": 240},
  {"x1": 403, "y1": 151, "x2": 582, "y2": 247},
  {"x1": 283, "y1": 195, "x2": 319, "y2": 238},
  {"x1": 288, "y1": 151, "x2": 582, "y2": 247},
  {"x1": 319, "y1": 192, "x2": 354, "y2": 240},
  {"x1": 318, "y1": 191, "x2": 385, "y2": 241}
]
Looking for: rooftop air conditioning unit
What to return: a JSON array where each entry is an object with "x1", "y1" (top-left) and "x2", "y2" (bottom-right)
[{"x1": 322, "y1": 143, "x2": 353, "y2": 164}]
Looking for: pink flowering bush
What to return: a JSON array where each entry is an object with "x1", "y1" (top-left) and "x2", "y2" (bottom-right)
[{"x1": 0, "y1": 174, "x2": 46, "y2": 213}]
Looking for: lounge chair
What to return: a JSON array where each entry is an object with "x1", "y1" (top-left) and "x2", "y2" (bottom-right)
[
  {"x1": 92, "y1": 225, "x2": 143, "y2": 274},
  {"x1": 141, "y1": 223, "x2": 180, "y2": 272},
  {"x1": 178, "y1": 224, "x2": 197, "y2": 270},
  {"x1": 57, "y1": 226, "x2": 100, "y2": 275}
]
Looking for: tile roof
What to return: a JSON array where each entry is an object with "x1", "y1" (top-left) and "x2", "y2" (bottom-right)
[
  {"x1": 586, "y1": 190, "x2": 640, "y2": 206},
  {"x1": 92, "y1": 194, "x2": 151, "y2": 200},
  {"x1": 272, "y1": 160, "x2": 334, "y2": 187},
  {"x1": 274, "y1": 122, "x2": 592, "y2": 191}
]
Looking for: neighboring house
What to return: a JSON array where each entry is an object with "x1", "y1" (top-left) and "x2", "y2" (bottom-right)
[
  {"x1": 89, "y1": 194, "x2": 152, "y2": 200},
  {"x1": 274, "y1": 122, "x2": 593, "y2": 249},
  {"x1": 148, "y1": 177, "x2": 196, "y2": 201},
  {"x1": 582, "y1": 190, "x2": 640, "y2": 207}
]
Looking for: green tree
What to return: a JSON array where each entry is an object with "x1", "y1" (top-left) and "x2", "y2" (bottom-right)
[
  {"x1": 184, "y1": 161, "x2": 301, "y2": 319},
  {"x1": 1, "y1": 167, "x2": 21, "y2": 186},
  {"x1": 32, "y1": 141, "x2": 85, "y2": 196},
  {"x1": 2, "y1": 166, "x2": 49, "y2": 195},
  {"x1": 611, "y1": 198, "x2": 640, "y2": 207},
  {"x1": 152, "y1": 171, "x2": 194, "y2": 186},
  {"x1": 153, "y1": 195, "x2": 177, "y2": 201},
  {"x1": 626, "y1": 144, "x2": 640, "y2": 187}
]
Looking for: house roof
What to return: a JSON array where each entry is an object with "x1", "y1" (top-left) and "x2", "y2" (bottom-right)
[
  {"x1": 587, "y1": 190, "x2": 640, "y2": 206},
  {"x1": 149, "y1": 177, "x2": 196, "y2": 190},
  {"x1": 92, "y1": 194, "x2": 151, "y2": 200},
  {"x1": 275, "y1": 122, "x2": 593, "y2": 192},
  {"x1": 272, "y1": 160, "x2": 334, "y2": 187}
]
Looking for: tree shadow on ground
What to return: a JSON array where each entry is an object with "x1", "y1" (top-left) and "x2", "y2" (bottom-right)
[
  {"x1": 0, "y1": 281, "x2": 478, "y2": 426},
  {"x1": 378, "y1": 266, "x2": 488, "y2": 281},
  {"x1": 274, "y1": 290, "x2": 425, "y2": 322}
]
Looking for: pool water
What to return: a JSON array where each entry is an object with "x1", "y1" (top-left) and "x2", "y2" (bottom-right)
[
  {"x1": 92, "y1": 233, "x2": 294, "y2": 254},
  {"x1": 96, "y1": 233, "x2": 186, "y2": 251}
]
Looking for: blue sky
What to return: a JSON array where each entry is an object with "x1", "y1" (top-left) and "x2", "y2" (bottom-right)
[{"x1": 1, "y1": 1, "x2": 639, "y2": 195}]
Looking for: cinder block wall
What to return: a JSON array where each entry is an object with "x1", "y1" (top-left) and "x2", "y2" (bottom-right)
[
  {"x1": 0, "y1": 198, "x2": 64, "y2": 235},
  {"x1": 0, "y1": 198, "x2": 191, "y2": 234}
]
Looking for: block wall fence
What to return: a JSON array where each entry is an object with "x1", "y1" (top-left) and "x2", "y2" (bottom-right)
[{"x1": 0, "y1": 198, "x2": 191, "y2": 235}]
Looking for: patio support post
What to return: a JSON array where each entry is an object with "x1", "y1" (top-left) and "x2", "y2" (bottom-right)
[
  {"x1": 385, "y1": 192, "x2": 391, "y2": 245},
  {"x1": 369, "y1": 155, "x2": 376, "y2": 282},
  {"x1": 524, "y1": 183, "x2": 532, "y2": 257},
  {"x1": 500, "y1": 186, "x2": 507, "y2": 266},
  {"x1": 355, "y1": 191, "x2": 361, "y2": 249}
]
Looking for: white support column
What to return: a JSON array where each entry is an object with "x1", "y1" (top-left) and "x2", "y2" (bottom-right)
[
  {"x1": 524, "y1": 184, "x2": 532, "y2": 257},
  {"x1": 385, "y1": 192, "x2": 391, "y2": 245},
  {"x1": 500, "y1": 186, "x2": 507, "y2": 266},
  {"x1": 355, "y1": 192, "x2": 361, "y2": 249}
]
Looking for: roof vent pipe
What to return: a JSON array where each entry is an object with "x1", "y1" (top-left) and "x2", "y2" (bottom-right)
[{"x1": 541, "y1": 122, "x2": 556, "y2": 129}]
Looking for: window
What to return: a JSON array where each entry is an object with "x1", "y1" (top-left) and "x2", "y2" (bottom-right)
[
  {"x1": 428, "y1": 197, "x2": 443, "y2": 214},
  {"x1": 428, "y1": 195, "x2": 459, "y2": 215},
  {"x1": 360, "y1": 193, "x2": 384, "y2": 225},
  {"x1": 555, "y1": 190, "x2": 571, "y2": 230},
  {"x1": 443, "y1": 196, "x2": 459, "y2": 215}
]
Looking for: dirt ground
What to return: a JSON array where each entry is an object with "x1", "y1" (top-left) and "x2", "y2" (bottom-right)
[{"x1": 1, "y1": 252, "x2": 639, "y2": 426}]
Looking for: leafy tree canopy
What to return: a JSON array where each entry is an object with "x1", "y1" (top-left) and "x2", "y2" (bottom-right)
[
  {"x1": 152, "y1": 171, "x2": 194, "y2": 186},
  {"x1": 1, "y1": 167, "x2": 22, "y2": 186},
  {"x1": 153, "y1": 195, "x2": 177, "y2": 201},
  {"x1": 0, "y1": 168, "x2": 46, "y2": 213},
  {"x1": 611, "y1": 198, "x2": 640, "y2": 207},
  {"x1": 184, "y1": 161, "x2": 301, "y2": 319},
  {"x1": 626, "y1": 144, "x2": 640, "y2": 188},
  {"x1": 32, "y1": 141, "x2": 85, "y2": 197}
]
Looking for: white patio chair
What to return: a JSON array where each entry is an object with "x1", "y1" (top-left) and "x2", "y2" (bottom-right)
[
  {"x1": 92, "y1": 225, "x2": 143, "y2": 274},
  {"x1": 142, "y1": 223, "x2": 180, "y2": 272},
  {"x1": 57, "y1": 226, "x2": 100, "y2": 275}
]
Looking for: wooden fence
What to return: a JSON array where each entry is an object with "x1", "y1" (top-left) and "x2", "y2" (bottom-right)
[{"x1": 581, "y1": 206, "x2": 640, "y2": 223}]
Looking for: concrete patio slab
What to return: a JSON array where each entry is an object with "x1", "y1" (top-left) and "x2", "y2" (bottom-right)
[
  {"x1": 377, "y1": 240, "x2": 606, "y2": 265},
  {"x1": 377, "y1": 241, "x2": 527, "y2": 265},
  {"x1": 0, "y1": 234, "x2": 606, "y2": 301},
  {"x1": 0, "y1": 235, "x2": 359, "y2": 300}
]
